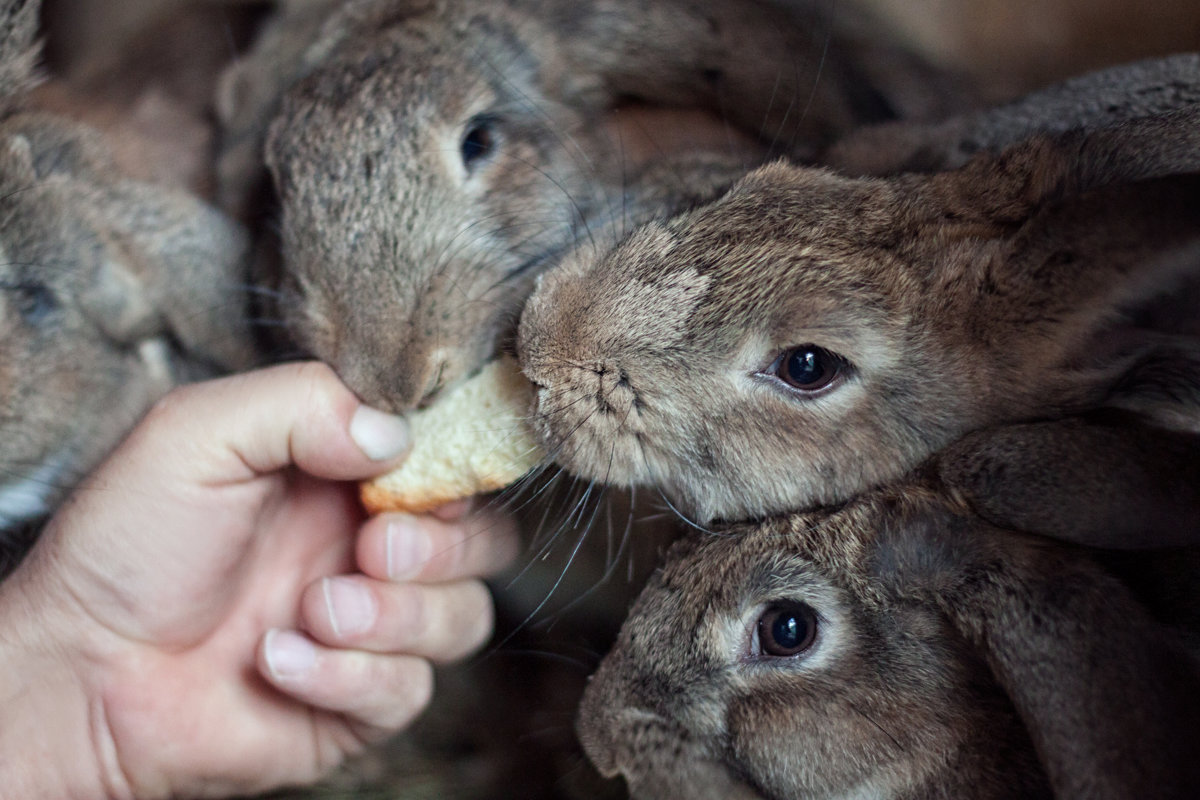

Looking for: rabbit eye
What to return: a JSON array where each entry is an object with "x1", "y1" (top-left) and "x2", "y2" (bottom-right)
[
  {"x1": 756, "y1": 600, "x2": 818, "y2": 657},
  {"x1": 774, "y1": 345, "x2": 844, "y2": 392},
  {"x1": 8, "y1": 282, "x2": 58, "y2": 324},
  {"x1": 461, "y1": 117, "x2": 497, "y2": 170}
]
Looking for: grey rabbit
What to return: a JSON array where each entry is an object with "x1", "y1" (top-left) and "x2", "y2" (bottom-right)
[
  {"x1": 0, "y1": 0, "x2": 256, "y2": 551},
  {"x1": 518, "y1": 76, "x2": 1200, "y2": 528},
  {"x1": 216, "y1": 0, "x2": 963, "y2": 411},
  {"x1": 578, "y1": 468, "x2": 1200, "y2": 799}
]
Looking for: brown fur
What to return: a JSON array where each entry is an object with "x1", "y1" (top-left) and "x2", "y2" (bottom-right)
[
  {"x1": 826, "y1": 53, "x2": 1200, "y2": 177},
  {"x1": 518, "y1": 98, "x2": 1200, "y2": 525},
  {"x1": 937, "y1": 408, "x2": 1200, "y2": 548},
  {"x1": 579, "y1": 478, "x2": 1200, "y2": 798},
  {"x1": 34, "y1": 1, "x2": 264, "y2": 198},
  {"x1": 216, "y1": 0, "x2": 963, "y2": 411},
  {"x1": 858, "y1": 0, "x2": 1200, "y2": 101}
]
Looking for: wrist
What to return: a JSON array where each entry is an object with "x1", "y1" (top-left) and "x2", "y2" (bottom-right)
[{"x1": 0, "y1": 555, "x2": 127, "y2": 800}]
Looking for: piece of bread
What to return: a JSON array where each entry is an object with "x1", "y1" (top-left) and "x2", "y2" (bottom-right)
[{"x1": 361, "y1": 356, "x2": 545, "y2": 514}]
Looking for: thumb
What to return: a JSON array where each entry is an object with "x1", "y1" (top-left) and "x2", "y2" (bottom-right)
[{"x1": 121, "y1": 362, "x2": 410, "y2": 486}]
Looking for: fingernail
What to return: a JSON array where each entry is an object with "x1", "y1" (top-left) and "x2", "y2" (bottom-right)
[
  {"x1": 349, "y1": 405, "x2": 410, "y2": 461},
  {"x1": 264, "y1": 629, "x2": 316, "y2": 681},
  {"x1": 323, "y1": 577, "x2": 377, "y2": 637},
  {"x1": 386, "y1": 515, "x2": 432, "y2": 581}
]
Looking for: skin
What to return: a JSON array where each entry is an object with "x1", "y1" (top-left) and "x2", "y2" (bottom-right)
[{"x1": 0, "y1": 363, "x2": 518, "y2": 799}]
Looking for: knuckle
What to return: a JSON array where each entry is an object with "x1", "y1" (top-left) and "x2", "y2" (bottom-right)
[
  {"x1": 427, "y1": 522, "x2": 470, "y2": 578},
  {"x1": 463, "y1": 605, "x2": 496, "y2": 653}
]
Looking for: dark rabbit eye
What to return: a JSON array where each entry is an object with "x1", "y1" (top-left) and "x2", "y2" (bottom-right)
[
  {"x1": 461, "y1": 117, "x2": 497, "y2": 169},
  {"x1": 756, "y1": 600, "x2": 818, "y2": 657},
  {"x1": 10, "y1": 282, "x2": 58, "y2": 324},
  {"x1": 774, "y1": 345, "x2": 843, "y2": 392}
]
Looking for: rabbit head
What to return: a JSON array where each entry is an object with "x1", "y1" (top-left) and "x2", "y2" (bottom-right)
[
  {"x1": 0, "y1": 1, "x2": 255, "y2": 530},
  {"x1": 580, "y1": 478, "x2": 1200, "y2": 799},
  {"x1": 519, "y1": 108, "x2": 1200, "y2": 523},
  {"x1": 261, "y1": 1, "x2": 675, "y2": 411},
  {"x1": 578, "y1": 488, "x2": 1051, "y2": 800}
]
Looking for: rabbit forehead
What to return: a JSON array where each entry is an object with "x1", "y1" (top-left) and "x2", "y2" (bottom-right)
[
  {"x1": 277, "y1": 6, "x2": 544, "y2": 142},
  {"x1": 604, "y1": 191, "x2": 909, "y2": 348}
]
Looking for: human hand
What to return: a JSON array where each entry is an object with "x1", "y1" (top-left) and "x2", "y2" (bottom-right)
[{"x1": 0, "y1": 363, "x2": 518, "y2": 799}]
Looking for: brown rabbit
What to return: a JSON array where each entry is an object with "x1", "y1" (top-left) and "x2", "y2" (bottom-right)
[
  {"x1": 0, "y1": 0, "x2": 256, "y2": 554},
  {"x1": 216, "y1": 0, "x2": 963, "y2": 411},
  {"x1": 519, "y1": 101, "x2": 1200, "y2": 526},
  {"x1": 578, "y1": 473, "x2": 1200, "y2": 799}
]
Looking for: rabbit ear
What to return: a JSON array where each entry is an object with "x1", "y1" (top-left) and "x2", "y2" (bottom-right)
[
  {"x1": 910, "y1": 163, "x2": 1200, "y2": 407},
  {"x1": 937, "y1": 410, "x2": 1200, "y2": 550},
  {"x1": 98, "y1": 185, "x2": 257, "y2": 371},
  {"x1": 915, "y1": 517, "x2": 1200, "y2": 798},
  {"x1": 926, "y1": 106, "x2": 1200, "y2": 220},
  {"x1": 0, "y1": 0, "x2": 39, "y2": 107}
]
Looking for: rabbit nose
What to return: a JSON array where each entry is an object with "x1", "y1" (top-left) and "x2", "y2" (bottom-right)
[
  {"x1": 333, "y1": 353, "x2": 437, "y2": 413},
  {"x1": 386, "y1": 357, "x2": 448, "y2": 412}
]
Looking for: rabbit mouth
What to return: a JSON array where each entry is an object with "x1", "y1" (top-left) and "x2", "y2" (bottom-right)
[{"x1": 529, "y1": 374, "x2": 657, "y2": 487}]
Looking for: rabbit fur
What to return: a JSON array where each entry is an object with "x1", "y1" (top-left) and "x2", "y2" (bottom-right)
[
  {"x1": 519, "y1": 85, "x2": 1200, "y2": 528},
  {"x1": 825, "y1": 52, "x2": 1200, "y2": 177},
  {"x1": 215, "y1": 0, "x2": 964, "y2": 411},
  {"x1": 578, "y1": 472, "x2": 1200, "y2": 799},
  {"x1": 0, "y1": 0, "x2": 256, "y2": 555}
]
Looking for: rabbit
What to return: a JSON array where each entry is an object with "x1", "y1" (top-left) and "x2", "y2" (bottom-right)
[
  {"x1": 824, "y1": 52, "x2": 1200, "y2": 178},
  {"x1": 0, "y1": 0, "x2": 257, "y2": 553},
  {"x1": 518, "y1": 100, "x2": 1200, "y2": 526},
  {"x1": 577, "y1": 470, "x2": 1200, "y2": 799},
  {"x1": 214, "y1": 0, "x2": 966, "y2": 411}
]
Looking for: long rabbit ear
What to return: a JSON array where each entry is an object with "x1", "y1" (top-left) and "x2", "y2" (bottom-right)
[
  {"x1": 924, "y1": 105, "x2": 1200, "y2": 221},
  {"x1": 937, "y1": 410, "x2": 1200, "y2": 550},
  {"x1": 0, "y1": 0, "x2": 39, "y2": 107},
  {"x1": 907, "y1": 158, "x2": 1200, "y2": 418},
  {"x1": 897, "y1": 512, "x2": 1200, "y2": 799},
  {"x1": 84, "y1": 182, "x2": 258, "y2": 372}
]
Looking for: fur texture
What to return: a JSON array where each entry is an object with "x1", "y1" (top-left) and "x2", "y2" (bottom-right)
[
  {"x1": 0, "y1": 0, "x2": 256, "y2": 547},
  {"x1": 519, "y1": 90, "x2": 1200, "y2": 525},
  {"x1": 579, "y1": 477, "x2": 1200, "y2": 798},
  {"x1": 216, "y1": 0, "x2": 961, "y2": 411},
  {"x1": 826, "y1": 53, "x2": 1200, "y2": 177}
]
